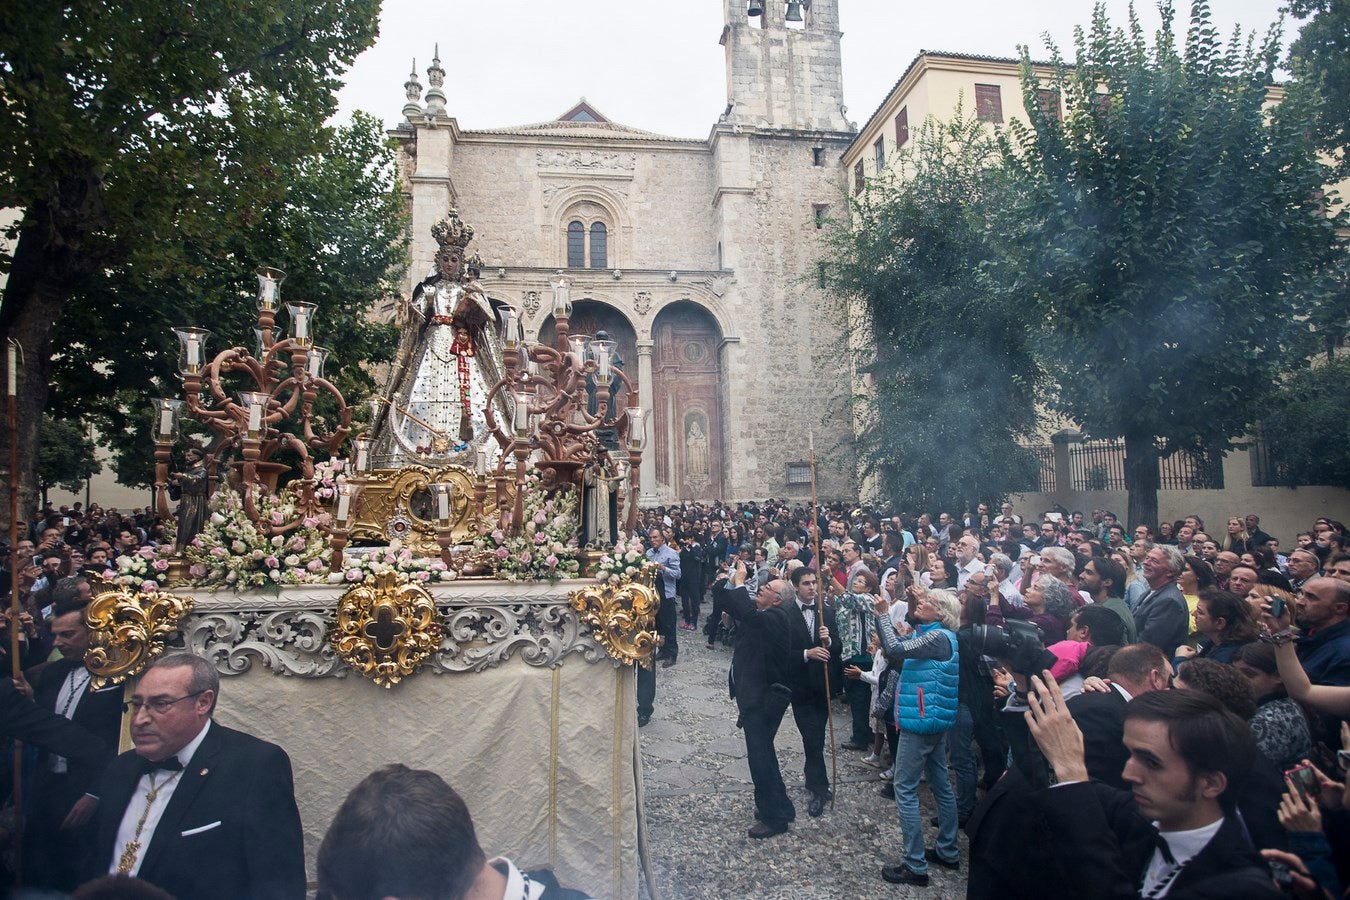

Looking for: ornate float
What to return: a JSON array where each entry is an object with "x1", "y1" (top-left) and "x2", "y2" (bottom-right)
[{"x1": 97, "y1": 213, "x2": 659, "y2": 899}]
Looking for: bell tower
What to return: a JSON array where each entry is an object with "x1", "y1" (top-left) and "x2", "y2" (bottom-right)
[{"x1": 721, "y1": 0, "x2": 848, "y2": 132}]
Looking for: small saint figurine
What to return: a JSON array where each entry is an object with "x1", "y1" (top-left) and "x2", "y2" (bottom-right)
[{"x1": 170, "y1": 447, "x2": 210, "y2": 551}]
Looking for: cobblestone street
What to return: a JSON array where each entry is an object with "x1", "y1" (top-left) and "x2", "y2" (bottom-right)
[{"x1": 639, "y1": 631, "x2": 968, "y2": 899}]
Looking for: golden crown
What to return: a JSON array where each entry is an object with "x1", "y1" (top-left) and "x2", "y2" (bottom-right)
[{"x1": 431, "y1": 210, "x2": 475, "y2": 250}]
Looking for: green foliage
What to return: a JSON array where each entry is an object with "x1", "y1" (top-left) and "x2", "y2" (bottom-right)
[
  {"x1": 1253, "y1": 356, "x2": 1350, "y2": 487},
  {"x1": 47, "y1": 111, "x2": 406, "y2": 488},
  {"x1": 823, "y1": 107, "x2": 1042, "y2": 513},
  {"x1": 1287, "y1": 0, "x2": 1350, "y2": 177},
  {"x1": 1003, "y1": 1, "x2": 1346, "y2": 524},
  {"x1": 37, "y1": 414, "x2": 100, "y2": 496}
]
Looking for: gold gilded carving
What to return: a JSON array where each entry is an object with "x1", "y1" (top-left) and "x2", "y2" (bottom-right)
[
  {"x1": 568, "y1": 563, "x2": 660, "y2": 668},
  {"x1": 331, "y1": 571, "x2": 442, "y2": 687},
  {"x1": 84, "y1": 581, "x2": 195, "y2": 690},
  {"x1": 348, "y1": 465, "x2": 509, "y2": 555}
]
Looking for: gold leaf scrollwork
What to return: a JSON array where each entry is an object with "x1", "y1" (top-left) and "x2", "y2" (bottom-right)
[
  {"x1": 84, "y1": 581, "x2": 196, "y2": 691},
  {"x1": 331, "y1": 571, "x2": 443, "y2": 688},
  {"x1": 569, "y1": 563, "x2": 660, "y2": 669}
]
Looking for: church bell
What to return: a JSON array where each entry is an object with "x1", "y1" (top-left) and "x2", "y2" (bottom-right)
[
  {"x1": 785, "y1": 0, "x2": 804, "y2": 22},
  {"x1": 747, "y1": 0, "x2": 764, "y2": 16}
]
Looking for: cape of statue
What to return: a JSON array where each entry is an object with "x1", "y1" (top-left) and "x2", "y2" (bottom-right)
[{"x1": 370, "y1": 212, "x2": 512, "y2": 470}]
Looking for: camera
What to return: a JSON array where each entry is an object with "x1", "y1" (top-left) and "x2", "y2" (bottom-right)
[{"x1": 969, "y1": 619, "x2": 1058, "y2": 678}]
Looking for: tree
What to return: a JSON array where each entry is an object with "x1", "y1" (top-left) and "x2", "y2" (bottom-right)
[
  {"x1": 1003, "y1": 1, "x2": 1346, "y2": 529},
  {"x1": 0, "y1": 0, "x2": 381, "y2": 525},
  {"x1": 47, "y1": 110, "x2": 406, "y2": 489},
  {"x1": 1250, "y1": 356, "x2": 1350, "y2": 488},
  {"x1": 824, "y1": 107, "x2": 1043, "y2": 514},
  {"x1": 1287, "y1": 0, "x2": 1350, "y2": 177},
  {"x1": 37, "y1": 414, "x2": 100, "y2": 503}
]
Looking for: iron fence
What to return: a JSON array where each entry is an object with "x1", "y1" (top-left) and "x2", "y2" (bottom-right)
[
  {"x1": 1069, "y1": 439, "x2": 1127, "y2": 491},
  {"x1": 1159, "y1": 448, "x2": 1224, "y2": 490}
]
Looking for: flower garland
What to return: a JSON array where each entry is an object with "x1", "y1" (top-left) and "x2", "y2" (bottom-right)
[
  {"x1": 328, "y1": 540, "x2": 458, "y2": 586},
  {"x1": 597, "y1": 532, "x2": 647, "y2": 585},
  {"x1": 112, "y1": 544, "x2": 178, "y2": 593},
  {"x1": 312, "y1": 457, "x2": 348, "y2": 503},
  {"x1": 181, "y1": 485, "x2": 333, "y2": 588},
  {"x1": 473, "y1": 468, "x2": 581, "y2": 582}
]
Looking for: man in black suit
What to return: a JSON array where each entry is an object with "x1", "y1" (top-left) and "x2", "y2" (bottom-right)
[
  {"x1": 1025, "y1": 675, "x2": 1282, "y2": 899},
  {"x1": 1132, "y1": 545, "x2": 1190, "y2": 655},
  {"x1": 88, "y1": 652, "x2": 305, "y2": 899},
  {"x1": 785, "y1": 566, "x2": 841, "y2": 817},
  {"x1": 0, "y1": 677, "x2": 107, "y2": 761},
  {"x1": 1067, "y1": 642, "x2": 1173, "y2": 790},
  {"x1": 19, "y1": 596, "x2": 123, "y2": 890},
  {"x1": 717, "y1": 562, "x2": 796, "y2": 837}
]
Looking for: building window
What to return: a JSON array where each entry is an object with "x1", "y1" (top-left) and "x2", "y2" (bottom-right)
[
  {"x1": 589, "y1": 222, "x2": 607, "y2": 269},
  {"x1": 853, "y1": 160, "x2": 864, "y2": 195},
  {"x1": 873, "y1": 137, "x2": 885, "y2": 170},
  {"x1": 1035, "y1": 88, "x2": 1062, "y2": 121},
  {"x1": 895, "y1": 106, "x2": 909, "y2": 147},
  {"x1": 813, "y1": 204, "x2": 828, "y2": 229},
  {"x1": 975, "y1": 83, "x2": 1003, "y2": 123},
  {"x1": 812, "y1": 146, "x2": 824, "y2": 166},
  {"x1": 567, "y1": 221, "x2": 585, "y2": 268},
  {"x1": 786, "y1": 462, "x2": 812, "y2": 485}
]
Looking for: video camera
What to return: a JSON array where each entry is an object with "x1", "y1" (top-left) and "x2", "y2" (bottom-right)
[{"x1": 969, "y1": 619, "x2": 1057, "y2": 678}]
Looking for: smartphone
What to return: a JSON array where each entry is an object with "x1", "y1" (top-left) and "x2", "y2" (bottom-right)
[
  {"x1": 1285, "y1": 763, "x2": 1318, "y2": 802},
  {"x1": 1269, "y1": 597, "x2": 1286, "y2": 620},
  {"x1": 32, "y1": 555, "x2": 42, "y2": 568}
]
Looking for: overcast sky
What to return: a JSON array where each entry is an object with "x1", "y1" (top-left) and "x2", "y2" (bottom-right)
[{"x1": 335, "y1": 1, "x2": 1292, "y2": 138}]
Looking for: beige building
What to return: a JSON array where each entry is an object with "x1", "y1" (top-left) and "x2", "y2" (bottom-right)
[{"x1": 389, "y1": 0, "x2": 857, "y2": 503}]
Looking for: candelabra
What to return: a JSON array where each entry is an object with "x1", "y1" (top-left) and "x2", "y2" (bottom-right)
[{"x1": 155, "y1": 267, "x2": 352, "y2": 535}]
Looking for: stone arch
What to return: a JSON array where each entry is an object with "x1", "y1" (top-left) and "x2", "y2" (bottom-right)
[
  {"x1": 550, "y1": 185, "x2": 631, "y2": 269},
  {"x1": 538, "y1": 298, "x2": 641, "y2": 409},
  {"x1": 650, "y1": 301, "x2": 725, "y2": 500}
]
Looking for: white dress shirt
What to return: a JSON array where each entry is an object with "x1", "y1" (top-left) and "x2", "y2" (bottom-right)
[
  {"x1": 51, "y1": 667, "x2": 92, "y2": 773},
  {"x1": 1142, "y1": 816, "x2": 1223, "y2": 896},
  {"x1": 111, "y1": 720, "x2": 212, "y2": 875}
]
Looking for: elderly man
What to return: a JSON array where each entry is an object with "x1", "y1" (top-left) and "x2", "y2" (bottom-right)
[
  {"x1": 1213, "y1": 550, "x2": 1240, "y2": 591},
  {"x1": 646, "y1": 527, "x2": 682, "y2": 669},
  {"x1": 1286, "y1": 547, "x2": 1321, "y2": 594},
  {"x1": 88, "y1": 653, "x2": 304, "y2": 899},
  {"x1": 954, "y1": 535, "x2": 985, "y2": 590},
  {"x1": 1295, "y1": 576, "x2": 1350, "y2": 687},
  {"x1": 1132, "y1": 545, "x2": 1189, "y2": 655}
]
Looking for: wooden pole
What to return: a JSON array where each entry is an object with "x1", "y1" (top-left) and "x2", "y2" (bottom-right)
[
  {"x1": 808, "y1": 431, "x2": 837, "y2": 810},
  {"x1": 7, "y1": 339, "x2": 24, "y2": 886}
]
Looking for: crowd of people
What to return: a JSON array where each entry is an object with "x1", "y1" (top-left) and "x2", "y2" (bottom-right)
[
  {"x1": 2, "y1": 497, "x2": 1349, "y2": 897},
  {"x1": 637, "y1": 500, "x2": 1350, "y2": 897}
]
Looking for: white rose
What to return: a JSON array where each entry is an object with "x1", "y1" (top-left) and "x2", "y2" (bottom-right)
[{"x1": 284, "y1": 555, "x2": 300, "y2": 567}]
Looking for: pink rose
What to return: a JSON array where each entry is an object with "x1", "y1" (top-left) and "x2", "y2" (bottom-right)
[
  {"x1": 345, "y1": 568, "x2": 363, "y2": 582},
  {"x1": 495, "y1": 547, "x2": 509, "y2": 560},
  {"x1": 271, "y1": 511, "x2": 285, "y2": 526},
  {"x1": 140, "y1": 580, "x2": 158, "y2": 593},
  {"x1": 152, "y1": 559, "x2": 169, "y2": 571},
  {"x1": 430, "y1": 560, "x2": 448, "y2": 572},
  {"x1": 138, "y1": 546, "x2": 155, "y2": 560},
  {"x1": 534, "y1": 532, "x2": 547, "y2": 545},
  {"x1": 265, "y1": 556, "x2": 280, "y2": 569},
  {"x1": 491, "y1": 530, "x2": 505, "y2": 543},
  {"x1": 307, "y1": 559, "x2": 325, "y2": 572},
  {"x1": 520, "y1": 551, "x2": 533, "y2": 565},
  {"x1": 546, "y1": 554, "x2": 559, "y2": 568},
  {"x1": 188, "y1": 563, "x2": 207, "y2": 578},
  {"x1": 534, "y1": 512, "x2": 547, "y2": 526},
  {"x1": 210, "y1": 547, "x2": 227, "y2": 558},
  {"x1": 190, "y1": 537, "x2": 204, "y2": 548},
  {"x1": 290, "y1": 537, "x2": 307, "y2": 551}
]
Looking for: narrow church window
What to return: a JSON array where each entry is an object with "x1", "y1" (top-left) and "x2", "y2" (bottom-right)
[
  {"x1": 975, "y1": 84, "x2": 1003, "y2": 123},
  {"x1": 589, "y1": 222, "x2": 608, "y2": 269},
  {"x1": 853, "y1": 160, "x2": 864, "y2": 195},
  {"x1": 567, "y1": 221, "x2": 585, "y2": 268},
  {"x1": 895, "y1": 107, "x2": 909, "y2": 147},
  {"x1": 786, "y1": 462, "x2": 811, "y2": 485},
  {"x1": 813, "y1": 204, "x2": 828, "y2": 229},
  {"x1": 1036, "y1": 88, "x2": 1062, "y2": 121},
  {"x1": 812, "y1": 147, "x2": 824, "y2": 166},
  {"x1": 873, "y1": 137, "x2": 885, "y2": 170}
]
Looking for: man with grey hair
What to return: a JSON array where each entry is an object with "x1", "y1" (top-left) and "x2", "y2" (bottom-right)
[
  {"x1": 1132, "y1": 544, "x2": 1189, "y2": 655},
  {"x1": 989, "y1": 553, "x2": 1024, "y2": 607},
  {"x1": 88, "y1": 652, "x2": 305, "y2": 899}
]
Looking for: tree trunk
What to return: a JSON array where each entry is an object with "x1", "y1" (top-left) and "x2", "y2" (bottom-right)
[
  {"x1": 0, "y1": 175, "x2": 105, "y2": 531},
  {"x1": 1123, "y1": 432, "x2": 1160, "y2": 532}
]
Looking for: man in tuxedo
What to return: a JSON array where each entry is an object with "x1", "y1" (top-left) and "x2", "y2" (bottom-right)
[
  {"x1": 88, "y1": 652, "x2": 305, "y2": 900},
  {"x1": 717, "y1": 563, "x2": 796, "y2": 837},
  {"x1": 785, "y1": 566, "x2": 840, "y2": 817},
  {"x1": 317, "y1": 764, "x2": 587, "y2": 900},
  {"x1": 1066, "y1": 643, "x2": 1172, "y2": 789},
  {"x1": 1025, "y1": 677, "x2": 1281, "y2": 899},
  {"x1": 1132, "y1": 545, "x2": 1189, "y2": 655},
  {"x1": 0, "y1": 677, "x2": 107, "y2": 761},
  {"x1": 20, "y1": 596, "x2": 123, "y2": 890}
]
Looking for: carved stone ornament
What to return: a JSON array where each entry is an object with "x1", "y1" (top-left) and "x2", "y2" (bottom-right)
[
  {"x1": 330, "y1": 572, "x2": 442, "y2": 688},
  {"x1": 568, "y1": 564, "x2": 660, "y2": 669},
  {"x1": 522, "y1": 290, "x2": 542, "y2": 319},
  {"x1": 633, "y1": 291, "x2": 653, "y2": 317},
  {"x1": 84, "y1": 581, "x2": 196, "y2": 690}
]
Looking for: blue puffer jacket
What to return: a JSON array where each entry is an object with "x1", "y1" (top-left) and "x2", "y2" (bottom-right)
[{"x1": 895, "y1": 622, "x2": 959, "y2": 734}]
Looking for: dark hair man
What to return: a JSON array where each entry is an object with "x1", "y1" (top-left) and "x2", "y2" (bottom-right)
[
  {"x1": 1027, "y1": 681, "x2": 1281, "y2": 899},
  {"x1": 786, "y1": 565, "x2": 840, "y2": 819},
  {"x1": 87, "y1": 653, "x2": 304, "y2": 899},
  {"x1": 1077, "y1": 557, "x2": 1136, "y2": 643},
  {"x1": 317, "y1": 764, "x2": 586, "y2": 899}
]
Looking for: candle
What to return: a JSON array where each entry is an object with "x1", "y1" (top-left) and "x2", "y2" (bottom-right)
[
  {"x1": 513, "y1": 393, "x2": 530, "y2": 435},
  {"x1": 476, "y1": 446, "x2": 488, "y2": 478},
  {"x1": 261, "y1": 275, "x2": 277, "y2": 305},
  {"x1": 294, "y1": 311, "x2": 308, "y2": 340},
  {"x1": 596, "y1": 345, "x2": 610, "y2": 382},
  {"x1": 159, "y1": 409, "x2": 174, "y2": 437},
  {"x1": 186, "y1": 337, "x2": 200, "y2": 367},
  {"x1": 355, "y1": 440, "x2": 369, "y2": 472},
  {"x1": 336, "y1": 490, "x2": 351, "y2": 524},
  {"x1": 7, "y1": 342, "x2": 16, "y2": 397},
  {"x1": 436, "y1": 485, "x2": 451, "y2": 522},
  {"x1": 247, "y1": 402, "x2": 263, "y2": 433}
]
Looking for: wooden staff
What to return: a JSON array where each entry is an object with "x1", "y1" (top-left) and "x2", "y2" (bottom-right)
[
  {"x1": 7, "y1": 339, "x2": 23, "y2": 886},
  {"x1": 808, "y1": 431, "x2": 837, "y2": 810}
]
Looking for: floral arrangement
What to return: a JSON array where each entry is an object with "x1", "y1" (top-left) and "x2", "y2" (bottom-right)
[
  {"x1": 473, "y1": 468, "x2": 581, "y2": 582},
  {"x1": 311, "y1": 458, "x2": 348, "y2": 503},
  {"x1": 597, "y1": 532, "x2": 647, "y2": 585},
  {"x1": 329, "y1": 540, "x2": 457, "y2": 586},
  {"x1": 112, "y1": 543, "x2": 178, "y2": 593},
  {"x1": 182, "y1": 485, "x2": 333, "y2": 588}
]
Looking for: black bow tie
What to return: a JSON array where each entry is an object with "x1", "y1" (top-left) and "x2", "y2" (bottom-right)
[
  {"x1": 141, "y1": 756, "x2": 184, "y2": 775},
  {"x1": 1152, "y1": 828, "x2": 1178, "y2": 865},
  {"x1": 800, "y1": 603, "x2": 815, "y2": 613}
]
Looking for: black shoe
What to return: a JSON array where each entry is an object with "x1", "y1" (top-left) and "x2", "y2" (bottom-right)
[
  {"x1": 638, "y1": 715, "x2": 650, "y2": 727},
  {"x1": 881, "y1": 865, "x2": 929, "y2": 886},
  {"x1": 878, "y1": 783, "x2": 894, "y2": 799},
  {"x1": 808, "y1": 794, "x2": 829, "y2": 817},
  {"x1": 931, "y1": 814, "x2": 971, "y2": 828},
  {"x1": 748, "y1": 821, "x2": 788, "y2": 839},
  {"x1": 706, "y1": 643, "x2": 715, "y2": 650},
  {"x1": 660, "y1": 657, "x2": 676, "y2": 669},
  {"x1": 925, "y1": 848, "x2": 960, "y2": 870},
  {"x1": 841, "y1": 741, "x2": 869, "y2": 751}
]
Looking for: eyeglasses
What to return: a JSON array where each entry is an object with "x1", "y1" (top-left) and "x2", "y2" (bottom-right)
[{"x1": 123, "y1": 690, "x2": 206, "y2": 715}]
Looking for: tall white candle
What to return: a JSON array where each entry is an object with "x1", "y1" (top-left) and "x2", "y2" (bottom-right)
[
  {"x1": 294, "y1": 312, "x2": 308, "y2": 341},
  {"x1": 336, "y1": 492, "x2": 351, "y2": 523},
  {"x1": 597, "y1": 346, "x2": 610, "y2": 382},
  {"x1": 355, "y1": 443, "x2": 368, "y2": 472},
  {"x1": 247, "y1": 402, "x2": 263, "y2": 433},
  {"x1": 437, "y1": 488, "x2": 450, "y2": 521},
  {"x1": 159, "y1": 409, "x2": 174, "y2": 438},
  {"x1": 186, "y1": 337, "x2": 200, "y2": 367},
  {"x1": 514, "y1": 396, "x2": 529, "y2": 434},
  {"x1": 7, "y1": 343, "x2": 16, "y2": 397},
  {"x1": 476, "y1": 447, "x2": 488, "y2": 477}
]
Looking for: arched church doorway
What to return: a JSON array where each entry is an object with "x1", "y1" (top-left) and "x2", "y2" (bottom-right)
[
  {"x1": 651, "y1": 302, "x2": 723, "y2": 500},
  {"x1": 539, "y1": 299, "x2": 639, "y2": 412}
]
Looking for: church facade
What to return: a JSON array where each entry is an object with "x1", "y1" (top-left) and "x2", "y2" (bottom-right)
[{"x1": 389, "y1": 0, "x2": 856, "y2": 504}]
